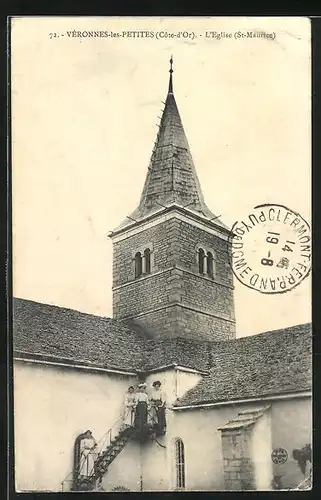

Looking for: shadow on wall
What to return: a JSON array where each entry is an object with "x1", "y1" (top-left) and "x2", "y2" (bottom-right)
[{"x1": 292, "y1": 444, "x2": 311, "y2": 475}]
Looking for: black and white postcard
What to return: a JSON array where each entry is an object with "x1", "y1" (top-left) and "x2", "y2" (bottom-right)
[{"x1": 11, "y1": 16, "x2": 312, "y2": 492}]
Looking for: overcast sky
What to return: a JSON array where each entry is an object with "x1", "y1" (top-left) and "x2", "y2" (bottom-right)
[{"x1": 12, "y1": 17, "x2": 311, "y2": 336}]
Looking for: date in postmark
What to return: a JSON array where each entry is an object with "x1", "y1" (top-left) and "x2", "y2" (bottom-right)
[{"x1": 228, "y1": 204, "x2": 311, "y2": 294}]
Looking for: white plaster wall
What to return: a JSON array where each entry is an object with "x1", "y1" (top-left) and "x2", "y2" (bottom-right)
[
  {"x1": 140, "y1": 368, "x2": 203, "y2": 491},
  {"x1": 145, "y1": 369, "x2": 177, "y2": 405},
  {"x1": 14, "y1": 359, "x2": 311, "y2": 492},
  {"x1": 101, "y1": 439, "x2": 142, "y2": 492},
  {"x1": 170, "y1": 405, "x2": 228, "y2": 490},
  {"x1": 271, "y1": 397, "x2": 312, "y2": 489},
  {"x1": 144, "y1": 368, "x2": 202, "y2": 405},
  {"x1": 141, "y1": 369, "x2": 175, "y2": 491},
  {"x1": 176, "y1": 370, "x2": 203, "y2": 401},
  {"x1": 140, "y1": 439, "x2": 169, "y2": 491},
  {"x1": 169, "y1": 397, "x2": 311, "y2": 491},
  {"x1": 251, "y1": 408, "x2": 273, "y2": 490},
  {"x1": 13, "y1": 361, "x2": 139, "y2": 492}
]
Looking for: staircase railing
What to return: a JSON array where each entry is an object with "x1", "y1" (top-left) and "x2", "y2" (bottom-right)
[
  {"x1": 60, "y1": 405, "x2": 165, "y2": 492},
  {"x1": 95, "y1": 415, "x2": 124, "y2": 459},
  {"x1": 60, "y1": 415, "x2": 124, "y2": 492}
]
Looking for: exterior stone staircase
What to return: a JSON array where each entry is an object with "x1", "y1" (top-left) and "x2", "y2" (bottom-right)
[
  {"x1": 61, "y1": 419, "x2": 134, "y2": 492},
  {"x1": 93, "y1": 427, "x2": 135, "y2": 488},
  {"x1": 62, "y1": 409, "x2": 163, "y2": 492}
]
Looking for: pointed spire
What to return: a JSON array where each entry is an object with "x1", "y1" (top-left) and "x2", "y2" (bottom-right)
[
  {"x1": 168, "y1": 55, "x2": 173, "y2": 94},
  {"x1": 112, "y1": 58, "x2": 228, "y2": 233}
]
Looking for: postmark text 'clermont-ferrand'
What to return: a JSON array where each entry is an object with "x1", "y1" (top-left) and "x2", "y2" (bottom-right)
[{"x1": 229, "y1": 204, "x2": 311, "y2": 294}]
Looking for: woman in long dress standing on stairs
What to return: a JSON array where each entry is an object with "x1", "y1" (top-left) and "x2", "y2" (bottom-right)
[
  {"x1": 78, "y1": 430, "x2": 97, "y2": 478},
  {"x1": 134, "y1": 383, "x2": 150, "y2": 440},
  {"x1": 121, "y1": 386, "x2": 137, "y2": 430},
  {"x1": 150, "y1": 380, "x2": 167, "y2": 436}
]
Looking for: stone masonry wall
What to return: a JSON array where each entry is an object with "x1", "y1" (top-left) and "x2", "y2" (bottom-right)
[
  {"x1": 133, "y1": 304, "x2": 235, "y2": 341},
  {"x1": 176, "y1": 220, "x2": 234, "y2": 288},
  {"x1": 181, "y1": 272, "x2": 235, "y2": 322},
  {"x1": 114, "y1": 267, "x2": 234, "y2": 323},
  {"x1": 221, "y1": 428, "x2": 255, "y2": 491},
  {"x1": 112, "y1": 216, "x2": 235, "y2": 341},
  {"x1": 113, "y1": 269, "x2": 174, "y2": 318},
  {"x1": 112, "y1": 219, "x2": 180, "y2": 287}
]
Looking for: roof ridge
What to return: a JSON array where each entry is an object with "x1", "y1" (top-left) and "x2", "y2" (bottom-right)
[
  {"x1": 258, "y1": 322, "x2": 312, "y2": 336},
  {"x1": 13, "y1": 296, "x2": 110, "y2": 320},
  {"x1": 13, "y1": 297, "x2": 130, "y2": 327},
  {"x1": 12, "y1": 297, "x2": 150, "y2": 342},
  {"x1": 175, "y1": 322, "x2": 312, "y2": 407}
]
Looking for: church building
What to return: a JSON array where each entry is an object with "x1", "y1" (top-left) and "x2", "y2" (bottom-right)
[{"x1": 13, "y1": 59, "x2": 312, "y2": 492}]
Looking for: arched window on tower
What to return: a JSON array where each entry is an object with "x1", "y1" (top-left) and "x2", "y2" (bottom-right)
[
  {"x1": 207, "y1": 251, "x2": 214, "y2": 278},
  {"x1": 174, "y1": 438, "x2": 186, "y2": 490},
  {"x1": 135, "y1": 252, "x2": 143, "y2": 278},
  {"x1": 198, "y1": 248, "x2": 205, "y2": 274},
  {"x1": 144, "y1": 248, "x2": 151, "y2": 274}
]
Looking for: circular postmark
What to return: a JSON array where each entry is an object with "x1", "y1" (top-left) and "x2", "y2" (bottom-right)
[
  {"x1": 228, "y1": 204, "x2": 311, "y2": 294},
  {"x1": 271, "y1": 447, "x2": 288, "y2": 465}
]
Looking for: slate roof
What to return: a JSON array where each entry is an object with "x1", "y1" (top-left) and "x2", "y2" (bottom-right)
[
  {"x1": 112, "y1": 66, "x2": 227, "y2": 234},
  {"x1": 175, "y1": 323, "x2": 312, "y2": 406},
  {"x1": 12, "y1": 297, "x2": 145, "y2": 372},
  {"x1": 142, "y1": 337, "x2": 211, "y2": 373},
  {"x1": 217, "y1": 407, "x2": 270, "y2": 430},
  {"x1": 12, "y1": 297, "x2": 211, "y2": 374},
  {"x1": 12, "y1": 298, "x2": 312, "y2": 403}
]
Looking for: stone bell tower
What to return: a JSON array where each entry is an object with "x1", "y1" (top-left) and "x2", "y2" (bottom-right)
[{"x1": 109, "y1": 58, "x2": 235, "y2": 341}]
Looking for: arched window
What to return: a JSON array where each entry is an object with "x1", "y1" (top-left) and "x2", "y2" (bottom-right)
[
  {"x1": 198, "y1": 248, "x2": 205, "y2": 274},
  {"x1": 207, "y1": 251, "x2": 214, "y2": 278},
  {"x1": 144, "y1": 248, "x2": 151, "y2": 274},
  {"x1": 72, "y1": 431, "x2": 97, "y2": 490},
  {"x1": 134, "y1": 252, "x2": 142, "y2": 278},
  {"x1": 175, "y1": 438, "x2": 185, "y2": 489}
]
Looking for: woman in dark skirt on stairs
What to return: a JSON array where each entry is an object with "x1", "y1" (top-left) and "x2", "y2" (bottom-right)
[
  {"x1": 150, "y1": 380, "x2": 167, "y2": 436},
  {"x1": 134, "y1": 383, "x2": 150, "y2": 441}
]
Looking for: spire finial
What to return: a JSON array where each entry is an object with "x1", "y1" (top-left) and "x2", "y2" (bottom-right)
[{"x1": 168, "y1": 55, "x2": 173, "y2": 94}]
